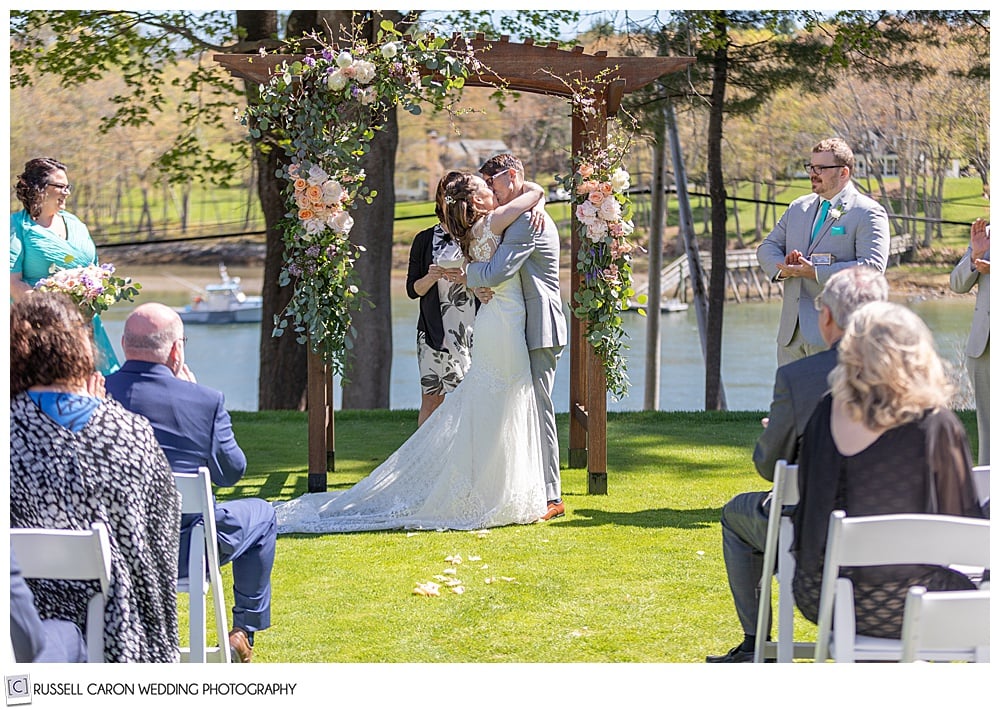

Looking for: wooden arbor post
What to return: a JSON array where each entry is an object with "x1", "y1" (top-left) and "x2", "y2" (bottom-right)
[{"x1": 216, "y1": 38, "x2": 693, "y2": 494}]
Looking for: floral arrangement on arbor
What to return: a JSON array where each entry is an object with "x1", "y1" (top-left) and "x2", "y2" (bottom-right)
[
  {"x1": 35, "y1": 260, "x2": 142, "y2": 320},
  {"x1": 556, "y1": 120, "x2": 640, "y2": 400},
  {"x1": 243, "y1": 21, "x2": 480, "y2": 371}
]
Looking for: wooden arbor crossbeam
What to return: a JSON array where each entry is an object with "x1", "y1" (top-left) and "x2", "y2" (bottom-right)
[{"x1": 216, "y1": 35, "x2": 694, "y2": 495}]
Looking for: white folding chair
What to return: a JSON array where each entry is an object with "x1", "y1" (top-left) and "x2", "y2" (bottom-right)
[
  {"x1": 814, "y1": 510, "x2": 991, "y2": 662},
  {"x1": 10, "y1": 522, "x2": 113, "y2": 663},
  {"x1": 971, "y1": 465, "x2": 990, "y2": 508},
  {"x1": 753, "y1": 460, "x2": 814, "y2": 662},
  {"x1": 174, "y1": 467, "x2": 232, "y2": 663},
  {"x1": 900, "y1": 585, "x2": 990, "y2": 662}
]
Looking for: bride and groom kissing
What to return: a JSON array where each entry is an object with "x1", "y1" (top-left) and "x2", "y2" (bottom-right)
[{"x1": 275, "y1": 153, "x2": 568, "y2": 533}]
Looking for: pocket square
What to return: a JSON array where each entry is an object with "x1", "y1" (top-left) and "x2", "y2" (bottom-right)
[{"x1": 831, "y1": 226, "x2": 846, "y2": 236}]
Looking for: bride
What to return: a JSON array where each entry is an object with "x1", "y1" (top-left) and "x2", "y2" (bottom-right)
[{"x1": 274, "y1": 173, "x2": 549, "y2": 533}]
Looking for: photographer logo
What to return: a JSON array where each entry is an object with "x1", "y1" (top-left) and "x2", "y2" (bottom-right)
[{"x1": 5, "y1": 675, "x2": 32, "y2": 706}]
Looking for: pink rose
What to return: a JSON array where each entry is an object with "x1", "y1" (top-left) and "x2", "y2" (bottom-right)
[{"x1": 588, "y1": 191, "x2": 605, "y2": 205}]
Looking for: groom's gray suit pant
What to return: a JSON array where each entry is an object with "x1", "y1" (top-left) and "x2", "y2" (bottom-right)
[{"x1": 529, "y1": 345, "x2": 562, "y2": 502}]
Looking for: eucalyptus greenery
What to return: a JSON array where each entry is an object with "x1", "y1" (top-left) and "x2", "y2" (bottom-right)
[{"x1": 243, "y1": 21, "x2": 481, "y2": 370}]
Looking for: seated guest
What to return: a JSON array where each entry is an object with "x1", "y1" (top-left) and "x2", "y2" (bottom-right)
[
  {"x1": 10, "y1": 549, "x2": 87, "y2": 663},
  {"x1": 106, "y1": 303, "x2": 275, "y2": 663},
  {"x1": 792, "y1": 301, "x2": 985, "y2": 638},
  {"x1": 707, "y1": 266, "x2": 888, "y2": 662},
  {"x1": 9, "y1": 291, "x2": 181, "y2": 662}
]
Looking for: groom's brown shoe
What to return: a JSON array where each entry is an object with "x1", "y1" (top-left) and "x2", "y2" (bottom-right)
[{"x1": 541, "y1": 500, "x2": 565, "y2": 521}]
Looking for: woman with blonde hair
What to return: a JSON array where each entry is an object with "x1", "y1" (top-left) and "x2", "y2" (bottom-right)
[{"x1": 791, "y1": 301, "x2": 984, "y2": 639}]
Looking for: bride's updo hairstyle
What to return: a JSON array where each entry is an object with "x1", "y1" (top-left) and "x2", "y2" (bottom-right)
[
  {"x1": 440, "y1": 174, "x2": 488, "y2": 260},
  {"x1": 829, "y1": 301, "x2": 952, "y2": 430}
]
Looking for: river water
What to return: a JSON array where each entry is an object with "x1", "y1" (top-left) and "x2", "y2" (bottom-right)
[{"x1": 99, "y1": 267, "x2": 975, "y2": 413}]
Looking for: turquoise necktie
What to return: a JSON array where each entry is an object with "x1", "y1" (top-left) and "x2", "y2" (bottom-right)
[{"x1": 811, "y1": 200, "x2": 830, "y2": 242}]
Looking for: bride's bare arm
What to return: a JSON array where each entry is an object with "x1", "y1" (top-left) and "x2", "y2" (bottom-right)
[{"x1": 488, "y1": 181, "x2": 544, "y2": 234}]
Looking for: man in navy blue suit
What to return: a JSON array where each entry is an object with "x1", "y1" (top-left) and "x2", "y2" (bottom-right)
[{"x1": 106, "y1": 302, "x2": 275, "y2": 663}]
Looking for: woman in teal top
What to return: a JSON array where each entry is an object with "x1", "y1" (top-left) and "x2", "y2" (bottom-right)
[{"x1": 11, "y1": 157, "x2": 120, "y2": 374}]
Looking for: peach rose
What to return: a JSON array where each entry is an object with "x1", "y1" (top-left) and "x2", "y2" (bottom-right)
[
  {"x1": 588, "y1": 191, "x2": 605, "y2": 205},
  {"x1": 578, "y1": 163, "x2": 595, "y2": 178},
  {"x1": 294, "y1": 178, "x2": 308, "y2": 191},
  {"x1": 305, "y1": 185, "x2": 323, "y2": 202}
]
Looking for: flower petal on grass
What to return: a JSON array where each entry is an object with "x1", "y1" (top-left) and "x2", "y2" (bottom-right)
[
  {"x1": 413, "y1": 581, "x2": 440, "y2": 597},
  {"x1": 450, "y1": 586, "x2": 465, "y2": 595},
  {"x1": 442, "y1": 568, "x2": 457, "y2": 576}
]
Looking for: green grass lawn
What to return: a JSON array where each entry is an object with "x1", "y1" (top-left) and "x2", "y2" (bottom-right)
[{"x1": 187, "y1": 408, "x2": 979, "y2": 663}]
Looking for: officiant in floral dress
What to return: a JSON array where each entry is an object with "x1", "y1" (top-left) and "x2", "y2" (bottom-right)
[
  {"x1": 406, "y1": 171, "x2": 478, "y2": 426},
  {"x1": 10, "y1": 156, "x2": 120, "y2": 374}
]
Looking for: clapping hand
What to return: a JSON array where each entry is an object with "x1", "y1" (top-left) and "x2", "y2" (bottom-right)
[
  {"x1": 776, "y1": 250, "x2": 815, "y2": 280},
  {"x1": 970, "y1": 218, "x2": 990, "y2": 273}
]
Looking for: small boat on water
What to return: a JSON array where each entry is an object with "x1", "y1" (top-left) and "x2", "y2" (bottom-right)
[{"x1": 175, "y1": 264, "x2": 263, "y2": 325}]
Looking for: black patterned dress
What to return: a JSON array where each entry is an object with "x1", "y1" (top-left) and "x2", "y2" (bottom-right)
[
  {"x1": 791, "y1": 396, "x2": 985, "y2": 638},
  {"x1": 9, "y1": 392, "x2": 182, "y2": 662}
]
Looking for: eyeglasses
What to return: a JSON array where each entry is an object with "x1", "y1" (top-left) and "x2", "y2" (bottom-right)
[
  {"x1": 803, "y1": 164, "x2": 846, "y2": 175},
  {"x1": 177, "y1": 336, "x2": 188, "y2": 344},
  {"x1": 46, "y1": 182, "x2": 73, "y2": 194},
  {"x1": 484, "y1": 171, "x2": 508, "y2": 188}
]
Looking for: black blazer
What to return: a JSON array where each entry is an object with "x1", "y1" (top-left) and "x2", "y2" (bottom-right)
[{"x1": 406, "y1": 225, "x2": 447, "y2": 351}]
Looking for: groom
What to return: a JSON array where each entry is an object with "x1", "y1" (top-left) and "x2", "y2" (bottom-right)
[{"x1": 467, "y1": 153, "x2": 568, "y2": 521}]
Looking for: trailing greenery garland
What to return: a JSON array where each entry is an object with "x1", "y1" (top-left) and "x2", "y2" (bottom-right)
[
  {"x1": 243, "y1": 21, "x2": 479, "y2": 372},
  {"x1": 555, "y1": 74, "x2": 641, "y2": 400}
]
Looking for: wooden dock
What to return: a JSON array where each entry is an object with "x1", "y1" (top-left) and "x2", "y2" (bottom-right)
[{"x1": 631, "y1": 235, "x2": 916, "y2": 307}]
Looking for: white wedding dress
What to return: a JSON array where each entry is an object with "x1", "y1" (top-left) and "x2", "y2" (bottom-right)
[{"x1": 274, "y1": 214, "x2": 548, "y2": 533}]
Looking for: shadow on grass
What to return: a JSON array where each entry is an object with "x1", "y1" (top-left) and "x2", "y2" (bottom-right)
[{"x1": 556, "y1": 506, "x2": 721, "y2": 529}]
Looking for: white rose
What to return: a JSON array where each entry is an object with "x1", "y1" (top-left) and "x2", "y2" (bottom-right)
[
  {"x1": 587, "y1": 221, "x2": 608, "y2": 241},
  {"x1": 381, "y1": 42, "x2": 398, "y2": 59},
  {"x1": 304, "y1": 218, "x2": 324, "y2": 235},
  {"x1": 611, "y1": 168, "x2": 631, "y2": 192},
  {"x1": 322, "y1": 179, "x2": 345, "y2": 203},
  {"x1": 598, "y1": 198, "x2": 622, "y2": 221},
  {"x1": 354, "y1": 60, "x2": 376, "y2": 85},
  {"x1": 336, "y1": 51, "x2": 353, "y2": 68},
  {"x1": 329, "y1": 210, "x2": 354, "y2": 234},
  {"x1": 327, "y1": 70, "x2": 347, "y2": 91},
  {"x1": 308, "y1": 165, "x2": 330, "y2": 185}
]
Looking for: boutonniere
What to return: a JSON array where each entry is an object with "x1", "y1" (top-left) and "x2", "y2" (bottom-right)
[{"x1": 828, "y1": 204, "x2": 846, "y2": 221}]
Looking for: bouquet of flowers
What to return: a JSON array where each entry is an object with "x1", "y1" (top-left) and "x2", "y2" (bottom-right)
[{"x1": 35, "y1": 260, "x2": 142, "y2": 320}]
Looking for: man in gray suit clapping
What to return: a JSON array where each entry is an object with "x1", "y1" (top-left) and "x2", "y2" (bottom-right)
[
  {"x1": 950, "y1": 217, "x2": 990, "y2": 465},
  {"x1": 757, "y1": 137, "x2": 890, "y2": 367},
  {"x1": 466, "y1": 153, "x2": 569, "y2": 521}
]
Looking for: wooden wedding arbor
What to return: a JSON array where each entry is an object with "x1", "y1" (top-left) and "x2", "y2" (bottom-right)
[{"x1": 217, "y1": 35, "x2": 694, "y2": 495}]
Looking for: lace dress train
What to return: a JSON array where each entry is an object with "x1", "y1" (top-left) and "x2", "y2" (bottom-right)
[{"x1": 274, "y1": 215, "x2": 547, "y2": 533}]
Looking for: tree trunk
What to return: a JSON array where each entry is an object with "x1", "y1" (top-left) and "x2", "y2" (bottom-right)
[
  {"x1": 704, "y1": 16, "x2": 729, "y2": 411},
  {"x1": 341, "y1": 110, "x2": 398, "y2": 409},
  {"x1": 237, "y1": 9, "x2": 309, "y2": 410}
]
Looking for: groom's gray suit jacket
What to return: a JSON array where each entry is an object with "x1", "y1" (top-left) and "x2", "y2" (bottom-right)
[{"x1": 466, "y1": 210, "x2": 567, "y2": 350}]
